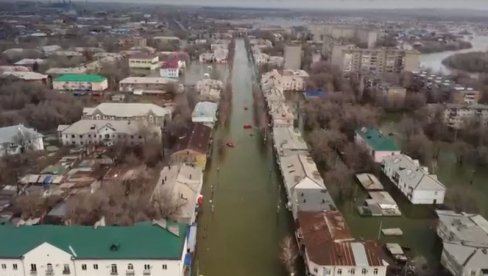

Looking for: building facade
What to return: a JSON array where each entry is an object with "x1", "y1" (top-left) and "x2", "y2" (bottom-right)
[
  {"x1": 128, "y1": 53, "x2": 159, "y2": 70},
  {"x1": 119, "y1": 77, "x2": 176, "y2": 93},
  {"x1": 354, "y1": 127, "x2": 400, "y2": 162},
  {"x1": 443, "y1": 104, "x2": 488, "y2": 129},
  {"x1": 82, "y1": 103, "x2": 172, "y2": 127},
  {"x1": 382, "y1": 154, "x2": 446, "y2": 204},
  {"x1": 53, "y1": 74, "x2": 108, "y2": 92},
  {"x1": 0, "y1": 223, "x2": 189, "y2": 276}
]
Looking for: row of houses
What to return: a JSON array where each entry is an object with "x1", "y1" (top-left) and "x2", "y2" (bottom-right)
[
  {"x1": 198, "y1": 39, "x2": 230, "y2": 64},
  {"x1": 261, "y1": 69, "x2": 389, "y2": 276}
]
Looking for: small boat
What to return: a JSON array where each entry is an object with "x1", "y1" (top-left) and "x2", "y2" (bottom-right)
[{"x1": 243, "y1": 124, "x2": 252, "y2": 129}]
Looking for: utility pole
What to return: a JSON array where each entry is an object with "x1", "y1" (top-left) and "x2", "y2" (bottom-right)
[{"x1": 377, "y1": 220, "x2": 383, "y2": 240}]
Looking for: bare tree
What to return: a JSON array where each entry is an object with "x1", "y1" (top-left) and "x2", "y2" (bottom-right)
[{"x1": 280, "y1": 236, "x2": 298, "y2": 276}]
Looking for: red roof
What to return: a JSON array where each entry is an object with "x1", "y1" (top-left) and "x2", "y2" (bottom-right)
[
  {"x1": 161, "y1": 58, "x2": 179, "y2": 69},
  {"x1": 297, "y1": 211, "x2": 385, "y2": 266}
]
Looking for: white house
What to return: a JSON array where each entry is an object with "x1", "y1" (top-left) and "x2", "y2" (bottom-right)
[
  {"x1": 382, "y1": 154, "x2": 446, "y2": 204},
  {"x1": 82, "y1": 103, "x2": 173, "y2": 127},
  {"x1": 278, "y1": 153, "x2": 335, "y2": 218},
  {"x1": 0, "y1": 124, "x2": 44, "y2": 157},
  {"x1": 152, "y1": 164, "x2": 203, "y2": 224},
  {"x1": 160, "y1": 57, "x2": 185, "y2": 79},
  {"x1": 198, "y1": 53, "x2": 214, "y2": 63},
  {"x1": 297, "y1": 211, "x2": 388, "y2": 276},
  {"x1": 128, "y1": 53, "x2": 159, "y2": 70},
  {"x1": 191, "y1": 102, "x2": 218, "y2": 128},
  {"x1": 436, "y1": 210, "x2": 488, "y2": 276},
  {"x1": 282, "y1": 69, "x2": 309, "y2": 92},
  {"x1": 58, "y1": 120, "x2": 162, "y2": 146},
  {"x1": 354, "y1": 127, "x2": 401, "y2": 163},
  {"x1": 254, "y1": 52, "x2": 269, "y2": 65},
  {"x1": 0, "y1": 222, "x2": 190, "y2": 276},
  {"x1": 52, "y1": 74, "x2": 108, "y2": 92}
]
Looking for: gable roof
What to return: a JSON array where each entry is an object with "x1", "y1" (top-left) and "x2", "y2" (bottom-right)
[
  {"x1": 192, "y1": 102, "x2": 218, "y2": 119},
  {"x1": 173, "y1": 123, "x2": 211, "y2": 154},
  {"x1": 279, "y1": 153, "x2": 325, "y2": 191},
  {"x1": 0, "y1": 124, "x2": 42, "y2": 144},
  {"x1": 59, "y1": 120, "x2": 160, "y2": 135},
  {"x1": 0, "y1": 222, "x2": 187, "y2": 259},
  {"x1": 54, "y1": 74, "x2": 107, "y2": 83},
  {"x1": 355, "y1": 127, "x2": 400, "y2": 152},
  {"x1": 83, "y1": 103, "x2": 172, "y2": 118}
]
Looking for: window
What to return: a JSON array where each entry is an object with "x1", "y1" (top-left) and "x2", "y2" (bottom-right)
[
  {"x1": 93, "y1": 264, "x2": 98, "y2": 270},
  {"x1": 82, "y1": 264, "x2": 87, "y2": 270},
  {"x1": 350, "y1": 268, "x2": 355, "y2": 274},
  {"x1": 128, "y1": 264, "x2": 134, "y2": 270},
  {"x1": 144, "y1": 264, "x2": 150, "y2": 270},
  {"x1": 47, "y1": 264, "x2": 53, "y2": 272},
  {"x1": 111, "y1": 264, "x2": 118, "y2": 275},
  {"x1": 162, "y1": 264, "x2": 167, "y2": 270},
  {"x1": 13, "y1": 264, "x2": 17, "y2": 270},
  {"x1": 1, "y1": 264, "x2": 5, "y2": 269},
  {"x1": 31, "y1": 264, "x2": 37, "y2": 272},
  {"x1": 373, "y1": 268, "x2": 378, "y2": 275},
  {"x1": 337, "y1": 268, "x2": 342, "y2": 275},
  {"x1": 71, "y1": 135, "x2": 75, "y2": 138},
  {"x1": 362, "y1": 268, "x2": 368, "y2": 274},
  {"x1": 313, "y1": 268, "x2": 318, "y2": 273},
  {"x1": 63, "y1": 264, "x2": 70, "y2": 274}
]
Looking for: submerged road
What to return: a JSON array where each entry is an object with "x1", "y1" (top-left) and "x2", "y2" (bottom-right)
[{"x1": 195, "y1": 39, "x2": 294, "y2": 276}]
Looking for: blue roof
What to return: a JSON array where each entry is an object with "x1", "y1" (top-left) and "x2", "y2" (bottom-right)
[{"x1": 304, "y1": 88, "x2": 326, "y2": 98}]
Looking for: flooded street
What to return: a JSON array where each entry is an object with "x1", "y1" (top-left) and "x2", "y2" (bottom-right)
[{"x1": 194, "y1": 39, "x2": 294, "y2": 276}]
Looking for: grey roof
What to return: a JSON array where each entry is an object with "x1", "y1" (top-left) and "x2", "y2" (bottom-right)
[
  {"x1": 279, "y1": 153, "x2": 325, "y2": 192},
  {"x1": 296, "y1": 188, "x2": 336, "y2": 212},
  {"x1": 436, "y1": 210, "x2": 488, "y2": 247},
  {"x1": 83, "y1": 103, "x2": 172, "y2": 118},
  {"x1": 192, "y1": 101, "x2": 218, "y2": 119},
  {"x1": 60, "y1": 120, "x2": 160, "y2": 135},
  {"x1": 442, "y1": 243, "x2": 488, "y2": 270},
  {"x1": 383, "y1": 154, "x2": 446, "y2": 191},
  {"x1": 0, "y1": 124, "x2": 42, "y2": 144},
  {"x1": 273, "y1": 127, "x2": 308, "y2": 156}
]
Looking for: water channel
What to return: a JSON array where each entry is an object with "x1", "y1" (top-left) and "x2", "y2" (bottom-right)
[{"x1": 194, "y1": 39, "x2": 294, "y2": 276}]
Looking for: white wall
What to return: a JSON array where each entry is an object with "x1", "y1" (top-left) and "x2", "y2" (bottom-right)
[
  {"x1": 412, "y1": 189, "x2": 445, "y2": 204},
  {"x1": 22, "y1": 242, "x2": 74, "y2": 276}
]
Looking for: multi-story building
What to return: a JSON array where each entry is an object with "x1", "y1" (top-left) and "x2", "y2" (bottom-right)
[
  {"x1": 282, "y1": 69, "x2": 309, "y2": 92},
  {"x1": 296, "y1": 211, "x2": 388, "y2": 276},
  {"x1": 191, "y1": 102, "x2": 218, "y2": 128},
  {"x1": 284, "y1": 43, "x2": 302, "y2": 70},
  {"x1": 160, "y1": 57, "x2": 185, "y2": 79},
  {"x1": 128, "y1": 53, "x2": 159, "y2": 70},
  {"x1": 436, "y1": 210, "x2": 488, "y2": 276},
  {"x1": 354, "y1": 127, "x2": 401, "y2": 162},
  {"x1": 331, "y1": 45, "x2": 420, "y2": 74},
  {"x1": 82, "y1": 103, "x2": 172, "y2": 127},
  {"x1": 382, "y1": 154, "x2": 446, "y2": 204},
  {"x1": 443, "y1": 104, "x2": 488, "y2": 129},
  {"x1": 52, "y1": 74, "x2": 108, "y2": 92},
  {"x1": 309, "y1": 24, "x2": 379, "y2": 49},
  {"x1": 119, "y1": 77, "x2": 176, "y2": 93},
  {"x1": 0, "y1": 222, "x2": 189, "y2": 276},
  {"x1": 171, "y1": 123, "x2": 212, "y2": 169},
  {"x1": 57, "y1": 119, "x2": 162, "y2": 146},
  {"x1": 0, "y1": 124, "x2": 44, "y2": 157}
]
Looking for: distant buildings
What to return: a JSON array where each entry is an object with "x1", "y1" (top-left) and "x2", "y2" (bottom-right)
[
  {"x1": 443, "y1": 104, "x2": 488, "y2": 129},
  {"x1": 284, "y1": 43, "x2": 302, "y2": 70},
  {"x1": 0, "y1": 124, "x2": 44, "y2": 157},
  {"x1": 128, "y1": 53, "x2": 159, "y2": 70},
  {"x1": 52, "y1": 74, "x2": 108, "y2": 92},
  {"x1": 119, "y1": 77, "x2": 176, "y2": 93},
  {"x1": 1, "y1": 71, "x2": 48, "y2": 85},
  {"x1": 196, "y1": 79, "x2": 223, "y2": 102},
  {"x1": 309, "y1": 24, "x2": 379, "y2": 49},
  {"x1": 331, "y1": 45, "x2": 420, "y2": 74},
  {"x1": 354, "y1": 127, "x2": 400, "y2": 162},
  {"x1": 296, "y1": 211, "x2": 388, "y2": 276},
  {"x1": 261, "y1": 69, "x2": 308, "y2": 93},
  {"x1": 0, "y1": 222, "x2": 189, "y2": 276},
  {"x1": 436, "y1": 210, "x2": 488, "y2": 276},
  {"x1": 382, "y1": 154, "x2": 446, "y2": 204}
]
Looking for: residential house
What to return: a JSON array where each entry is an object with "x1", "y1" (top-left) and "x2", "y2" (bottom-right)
[
  {"x1": 443, "y1": 104, "x2": 488, "y2": 129},
  {"x1": 268, "y1": 56, "x2": 285, "y2": 67},
  {"x1": 128, "y1": 53, "x2": 159, "y2": 70},
  {"x1": 382, "y1": 154, "x2": 446, "y2": 204},
  {"x1": 354, "y1": 127, "x2": 400, "y2": 163},
  {"x1": 0, "y1": 124, "x2": 44, "y2": 157},
  {"x1": 191, "y1": 102, "x2": 218, "y2": 128},
  {"x1": 296, "y1": 211, "x2": 388, "y2": 276},
  {"x1": 160, "y1": 58, "x2": 183, "y2": 79},
  {"x1": 254, "y1": 52, "x2": 269, "y2": 65},
  {"x1": 196, "y1": 79, "x2": 224, "y2": 102},
  {"x1": 1, "y1": 71, "x2": 48, "y2": 85},
  {"x1": 152, "y1": 164, "x2": 203, "y2": 224},
  {"x1": 436, "y1": 210, "x2": 488, "y2": 276},
  {"x1": 272, "y1": 127, "x2": 308, "y2": 157},
  {"x1": 268, "y1": 101, "x2": 295, "y2": 127},
  {"x1": 198, "y1": 53, "x2": 214, "y2": 63},
  {"x1": 45, "y1": 67, "x2": 88, "y2": 77},
  {"x1": 52, "y1": 74, "x2": 108, "y2": 92},
  {"x1": 0, "y1": 222, "x2": 189, "y2": 276},
  {"x1": 171, "y1": 123, "x2": 212, "y2": 169},
  {"x1": 213, "y1": 48, "x2": 228, "y2": 63},
  {"x1": 119, "y1": 77, "x2": 176, "y2": 93},
  {"x1": 14, "y1": 59, "x2": 46, "y2": 70},
  {"x1": 278, "y1": 153, "x2": 335, "y2": 218},
  {"x1": 82, "y1": 103, "x2": 172, "y2": 127},
  {"x1": 57, "y1": 120, "x2": 162, "y2": 146},
  {"x1": 282, "y1": 69, "x2": 309, "y2": 92}
]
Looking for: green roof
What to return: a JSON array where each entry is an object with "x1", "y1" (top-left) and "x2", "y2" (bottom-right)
[
  {"x1": 355, "y1": 127, "x2": 400, "y2": 151},
  {"x1": 54, "y1": 74, "x2": 107, "y2": 83},
  {"x1": 0, "y1": 222, "x2": 187, "y2": 259}
]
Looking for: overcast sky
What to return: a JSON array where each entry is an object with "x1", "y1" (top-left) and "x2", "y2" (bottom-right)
[{"x1": 84, "y1": 0, "x2": 488, "y2": 10}]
